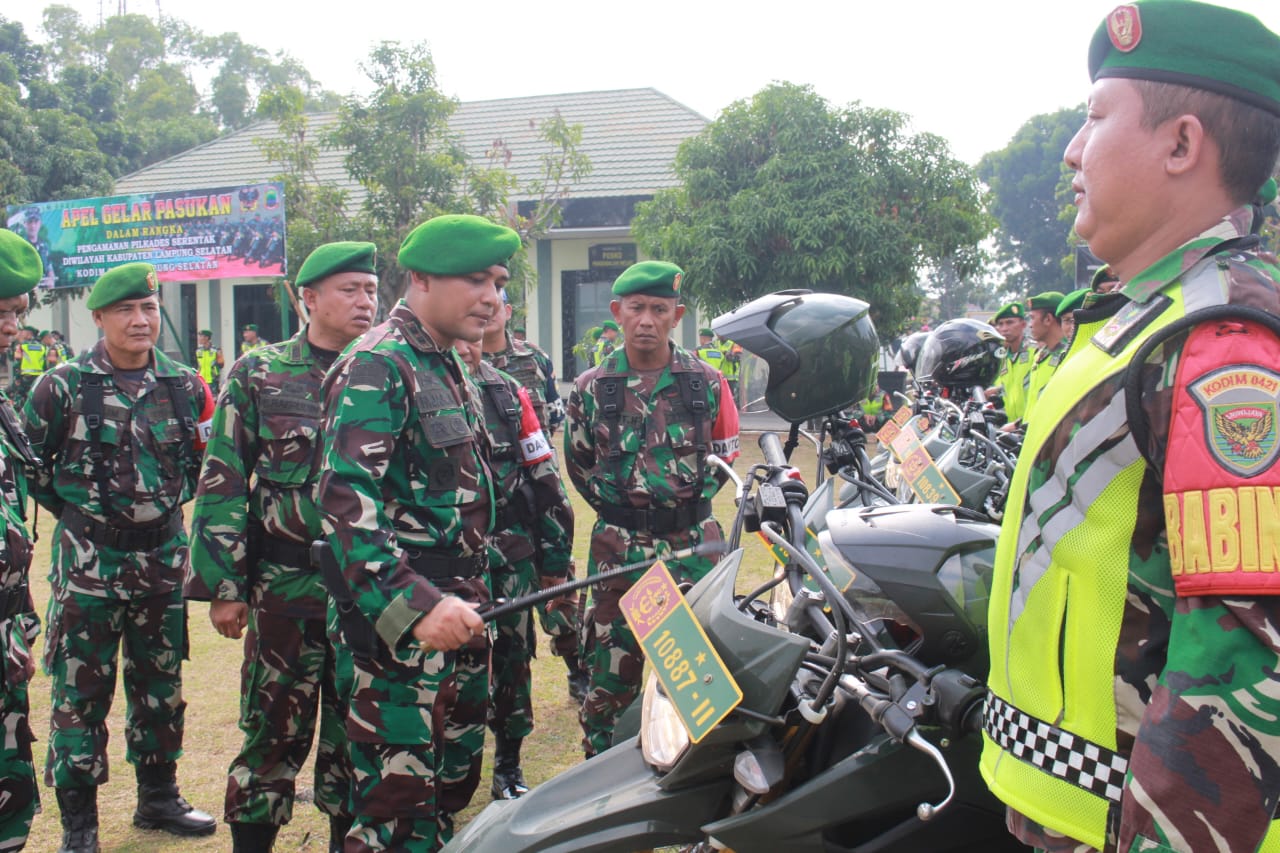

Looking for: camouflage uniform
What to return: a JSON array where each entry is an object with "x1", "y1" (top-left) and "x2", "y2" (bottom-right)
[
  {"x1": 22, "y1": 340, "x2": 206, "y2": 788},
  {"x1": 185, "y1": 328, "x2": 351, "y2": 828},
  {"x1": 566, "y1": 344, "x2": 739, "y2": 756},
  {"x1": 482, "y1": 339, "x2": 576, "y2": 661},
  {"x1": 983, "y1": 210, "x2": 1280, "y2": 852},
  {"x1": 471, "y1": 360, "x2": 574, "y2": 743},
  {"x1": 0, "y1": 393, "x2": 39, "y2": 852},
  {"x1": 317, "y1": 301, "x2": 494, "y2": 852}
]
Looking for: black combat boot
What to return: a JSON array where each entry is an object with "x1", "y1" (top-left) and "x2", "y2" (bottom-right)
[
  {"x1": 491, "y1": 731, "x2": 530, "y2": 800},
  {"x1": 55, "y1": 787, "x2": 101, "y2": 853},
  {"x1": 230, "y1": 821, "x2": 278, "y2": 852},
  {"x1": 329, "y1": 813, "x2": 354, "y2": 853},
  {"x1": 132, "y1": 762, "x2": 217, "y2": 837},
  {"x1": 565, "y1": 653, "x2": 590, "y2": 705}
]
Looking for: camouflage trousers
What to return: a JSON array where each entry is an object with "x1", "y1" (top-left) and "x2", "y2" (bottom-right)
[
  {"x1": 225, "y1": 606, "x2": 350, "y2": 826},
  {"x1": 488, "y1": 555, "x2": 538, "y2": 740},
  {"x1": 43, "y1": 587, "x2": 187, "y2": 787},
  {"x1": 0, "y1": 613, "x2": 40, "y2": 853},
  {"x1": 339, "y1": 632, "x2": 489, "y2": 853},
  {"x1": 580, "y1": 518, "x2": 723, "y2": 757}
]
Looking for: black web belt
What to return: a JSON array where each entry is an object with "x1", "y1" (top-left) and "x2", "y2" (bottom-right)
[
  {"x1": 260, "y1": 534, "x2": 314, "y2": 569},
  {"x1": 404, "y1": 548, "x2": 488, "y2": 581},
  {"x1": 60, "y1": 503, "x2": 182, "y2": 552},
  {"x1": 597, "y1": 500, "x2": 712, "y2": 535}
]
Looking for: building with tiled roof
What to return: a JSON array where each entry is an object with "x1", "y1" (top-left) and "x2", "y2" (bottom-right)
[{"x1": 32, "y1": 88, "x2": 708, "y2": 377}]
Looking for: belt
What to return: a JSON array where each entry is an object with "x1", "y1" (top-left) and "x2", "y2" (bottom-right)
[
  {"x1": 260, "y1": 534, "x2": 314, "y2": 569},
  {"x1": 404, "y1": 548, "x2": 488, "y2": 581},
  {"x1": 0, "y1": 584, "x2": 30, "y2": 619},
  {"x1": 60, "y1": 504, "x2": 182, "y2": 552},
  {"x1": 597, "y1": 501, "x2": 712, "y2": 535}
]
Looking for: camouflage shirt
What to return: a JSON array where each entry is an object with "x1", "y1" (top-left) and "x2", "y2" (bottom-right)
[
  {"x1": 483, "y1": 337, "x2": 563, "y2": 435},
  {"x1": 996, "y1": 209, "x2": 1280, "y2": 853},
  {"x1": 185, "y1": 328, "x2": 334, "y2": 616},
  {"x1": 23, "y1": 340, "x2": 206, "y2": 598},
  {"x1": 0, "y1": 391, "x2": 37, "y2": 685},
  {"x1": 472, "y1": 359, "x2": 572, "y2": 577},
  {"x1": 566, "y1": 344, "x2": 740, "y2": 511},
  {"x1": 317, "y1": 300, "x2": 495, "y2": 652}
]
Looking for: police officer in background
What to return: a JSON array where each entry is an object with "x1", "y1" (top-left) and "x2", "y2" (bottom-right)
[
  {"x1": 10, "y1": 326, "x2": 45, "y2": 404},
  {"x1": 24, "y1": 262, "x2": 217, "y2": 851},
  {"x1": 985, "y1": 301, "x2": 1035, "y2": 422},
  {"x1": 194, "y1": 328, "x2": 225, "y2": 391},
  {"x1": 1020, "y1": 290, "x2": 1067, "y2": 424},
  {"x1": 565, "y1": 260, "x2": 740, "y2": 757},
  {"x1": 186, "y1": 242, "x2": 378, "y2": 852},
  {"x1": 0, "y1": 232, "x2": 47, "y2": 852},
  {"x1": 694, "y1": 327, "x2": 724, "y2": 371},
  {"x1": 980, "y1": 4, "x2": 1280, "y2": 852},
  {"x1": 316, "y1": 214, "x2": 517, "y2": 851},
  {"x1": 241, "y1": 323, "x2": 267, "y2": 356}
]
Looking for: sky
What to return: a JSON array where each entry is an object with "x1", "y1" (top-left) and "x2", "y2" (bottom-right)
[{"x1": 8, "y1": 0, "x2": 1280, "y2": 165}]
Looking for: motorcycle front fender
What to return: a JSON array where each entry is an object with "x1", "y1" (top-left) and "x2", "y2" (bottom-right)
[{"x1": 442, "y1": 737, "x2": 731, "y2": 853}]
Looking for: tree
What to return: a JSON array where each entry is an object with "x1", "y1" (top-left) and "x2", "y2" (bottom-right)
[
  {"x1": 976, "y1": 106, "x2": 1085, "y2": 297},
  {"x1": 630, "y1": 82, "x2": 991, "y2": 336},
  {"x1": 254, "y1": 85, "x2": 353, "y2": 285},
  {"x1": 327, "y1": 42, "x2": 590, "y2": 312}
]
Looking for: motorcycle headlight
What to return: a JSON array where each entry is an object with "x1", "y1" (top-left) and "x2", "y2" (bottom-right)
[{"x1": 640, "y1": 672, "x2": 690, "y2": 771}]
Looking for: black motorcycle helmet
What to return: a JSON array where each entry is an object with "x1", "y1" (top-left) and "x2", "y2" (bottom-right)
[
  {"x1": 896, "y1": 331, "x2": 929, "y2": 374},
  {"x1": 915, "y1": 318, "x2": 1005, "y2": 390},
  {"x1": 713, "y1": 290, "x2": 879, "y2": 423}
]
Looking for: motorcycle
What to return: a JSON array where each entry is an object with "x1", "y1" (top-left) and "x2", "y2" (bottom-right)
[{"x1": 446, "y1": 430, "x2": 1024, "y2": 853}]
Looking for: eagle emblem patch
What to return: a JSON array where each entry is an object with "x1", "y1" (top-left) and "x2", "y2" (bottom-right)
[{"x1": 1189, "y1": 365, "x2": 1280, "y2": 476}]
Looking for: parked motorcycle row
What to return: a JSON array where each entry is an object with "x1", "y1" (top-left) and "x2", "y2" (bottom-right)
[{"x1": 446, "y1": 291, "x2": 1031, "y2": 852}]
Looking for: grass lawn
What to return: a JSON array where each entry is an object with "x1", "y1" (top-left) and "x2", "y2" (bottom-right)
[{"x1": 19, "y1": 433, "x2": 790, "y2": 851}]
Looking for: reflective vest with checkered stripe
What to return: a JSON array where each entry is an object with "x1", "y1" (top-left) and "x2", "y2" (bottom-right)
[{"x1": 981, "y1": 253, "x2": 1280, "y2": 852}]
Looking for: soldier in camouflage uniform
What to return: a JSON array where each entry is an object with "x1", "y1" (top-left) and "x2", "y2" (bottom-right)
[
  {"x1": 566, "y1": 260, "x2": 740, "y2": 757},
  {"x1": 317, "y1": 214, "x2": 519, "y2": 852},
  {"x1": 0, "y1": 232, "x2": 46, "y2": 853},
  {"x1": 480, "y1": 292, "x2": 588, "y2": 705},
  {"x1": 457, "y1": 337, "x2": 576, "y2": 799},
  {"x1": 980, "y1": 5, "x2": 1280, "y2": 852},
  {"x1": 186, "y1": 242, "x2": 378, "y2": 852},
  {"x1": 23, "y1": 262, "x2": 217, "y2": 851}
]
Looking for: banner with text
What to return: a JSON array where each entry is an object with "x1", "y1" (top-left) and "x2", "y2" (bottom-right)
[{"x1": 5, "y1": 182, "x2": 286, "y2": 288}]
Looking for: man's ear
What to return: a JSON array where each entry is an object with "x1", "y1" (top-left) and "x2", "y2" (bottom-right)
[{"x1": 1164, "y1": 113, "x2": 1208, "y2": 177}]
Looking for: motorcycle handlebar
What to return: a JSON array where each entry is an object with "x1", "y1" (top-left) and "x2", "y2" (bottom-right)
[{"x1": 759, "y1": 432, "x2": 787, "y2": 467}]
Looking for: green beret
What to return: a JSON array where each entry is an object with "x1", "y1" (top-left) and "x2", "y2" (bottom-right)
[
  {"x1": 513, "y1": 325, "x2": 526, "y2": 333},
  {"x1": 1260, "y1": 177, "x2": 1278, "y2": 206},
  {"x1": 992, "y1": 302, "x2": 1026, "y2": 322},
  {"x1": 38, "y1": 330, "x2": 51, "y2": 338},
  {"x1": 0, "y1": 230, "x2": 43, "y2": 299},
  {"x1": 398, "y1": 215, "x2": 520, "y2": 275},
  {"x1": 1089, "y1": 1, "x2": 1280, "y2": 118},
  {"x1": 22, "y1": 325, "x2": 37, "y2": 334},
  {"x1": 1056, "y1": 288, "x2": 1091, "y2": 318},
  {"x1": 199, "y1": 328, "x2": 213, "y2": 337},
  {"x1": 590, "y1": 327, "x2": 603, "y2": 340},
  {"x1": 295, "y1": 241, "x2": 377, "y2": 288},
  {"x1": 244, "y1": 324, "x2": 258, "y2": 332},
  {"x1": 1028, "y1": 291, "x2": 1065, "y2": 312},
  {"x1": 601, "y1": 320, "x2": 620, "y2": 333},
  {"x1": 699, "y1": 327, "x2": 714, "y2": 337},
  {"x1": 612, "y1": 261, "x2": 684, "y2": 299},
  {"x1": 86, "y1": 262, "x2": 159, "y2": 310}
]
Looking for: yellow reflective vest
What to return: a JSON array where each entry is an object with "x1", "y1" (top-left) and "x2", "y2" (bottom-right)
[
  {"x1": 18, "y1": 342, "x2": 46, "y2": 376},
  {"x1": 981, "y1": 254, "x2": 1280, "y2": 851},
  {"x1": 195, "y1": 346, "x2": 221, "y2": 386}
]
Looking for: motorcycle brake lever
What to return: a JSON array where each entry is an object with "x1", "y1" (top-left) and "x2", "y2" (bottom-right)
[{"x1": 904, "y1": 729, "x2": 956, "y2": 820}]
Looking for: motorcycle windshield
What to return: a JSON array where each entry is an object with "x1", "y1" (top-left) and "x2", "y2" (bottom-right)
[{"x1": 936, "y1": 545, "x2": 997, "y2": 634}]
